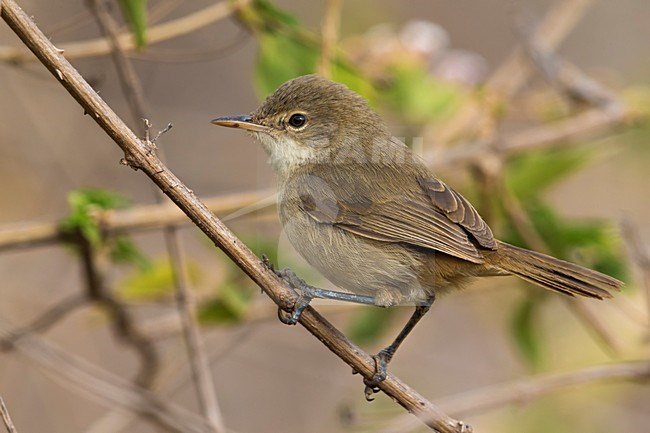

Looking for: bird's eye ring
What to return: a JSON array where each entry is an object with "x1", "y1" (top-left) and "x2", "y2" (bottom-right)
[{"x1": 288, "y1": 113, "x2": 307, "y2": 128}]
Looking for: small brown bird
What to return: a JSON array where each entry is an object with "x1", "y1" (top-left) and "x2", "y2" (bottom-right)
[{"x1": 213, "y1": 75, "x2": 622, "y2": 397}]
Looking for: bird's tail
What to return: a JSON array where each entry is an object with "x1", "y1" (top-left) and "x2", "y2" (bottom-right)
[{"x1": 487, "y1": 241, "x2": 623, "y2": 299}]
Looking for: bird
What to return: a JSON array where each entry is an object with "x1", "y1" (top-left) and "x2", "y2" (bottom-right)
[{"x1": 212, "y1": 74, "x2": 622, "y2": 398}]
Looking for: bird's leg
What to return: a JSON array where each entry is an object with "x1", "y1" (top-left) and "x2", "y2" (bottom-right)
[
  {"x1": 363, "y1": 295, "x2": 435, "y2": 401},
  {"x1": 263, "y1": 257, "x2": 378, "y2": 325}
]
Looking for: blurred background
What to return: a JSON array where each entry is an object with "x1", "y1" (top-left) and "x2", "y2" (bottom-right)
[{"x1": 1, "y1": 0, "x2": 649, "y2": 432}]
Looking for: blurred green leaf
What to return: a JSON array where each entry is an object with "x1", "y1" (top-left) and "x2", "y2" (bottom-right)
[
  {"x1": 500, "y1": 200, "x2": 626, "y2": 282},
  {"x1": 623, "y1": 84, "x2": 650, "y2": 120},
  {"x1": 117, "y1": 0, "x2": 148, "y2": 48},
  {"x1": 61, "y1": 188, "x2": 131, "y2": 250},
  {"x1": 111, "y1": 236, "x2": 150, "y2": 270},
  {"x1": 510, "y1": 293, "x2": 545, "y2": 367},
  {"x1": 255, "y1": 31, "x2": 318, "y2": 98},
  {"x1": 118, "y1": 259, "x2": 201, "y2": 301},
  {"x1": 247, "y1": 0, "x2": 376, "y2": 102},
  {"x1": 381, "y1": 64, "x2": 461, "y2": 124},
  {"x1": 347, "y1": 307, "x2": 397, "y2": 346},
  {"x1": 198, "y1": 282, "x2": 253, "y2": 325},
  {"x1": 505, "y1": 148, "x2": 591, "y2": 200},
  {"x1": 252, "y1": 0, "x2": 300, "y2": 28}
]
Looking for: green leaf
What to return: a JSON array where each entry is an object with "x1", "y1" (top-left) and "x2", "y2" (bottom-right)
[
  {"x1": 198, "y1": 282, "x2": 253, "y2": 325},
  {"x1": 381, "y1": 64, "x2": 461, "y2": 124},
  {"x1": 510, "y1": 293, "x2": 546, "y2": 367},
  {"x1": 248, "y1": 0, "x2": 376, "y2": 103},
  {"x1": 61, "y1": 188, "x2": 131, "y2": 250},
  {"x1": 347, "y1": 307, "x2": 397, "y2": 346},
  {"x1": 118, "y1": 0, "x2": 148, "y2": 49},
  {"x1": 254, "y1": 31, "x2": 318, "y2": 98},
  {"x1": 252, "y1": 0, "x2": 300, "y2": 28},
  {"x1": 111, "y1": 236, "x2": 151, "y2": 270},
  {"x1": 118, "y1": 259, "x2": 201, "y2": 301},
  {"x1": 505, "y1": 148, "x2": 592, "y2": 200},
  {"x1": 502, "y1": 201, "x2": 626, "y2": 281}
]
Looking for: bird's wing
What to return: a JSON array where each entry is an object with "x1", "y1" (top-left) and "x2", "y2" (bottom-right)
[
  {"x1": 417, "y1": 176, "x2": 496, "y2": 250},
  {"x1": 296, "y1": 167, "x2": 496, "y2": 264}
]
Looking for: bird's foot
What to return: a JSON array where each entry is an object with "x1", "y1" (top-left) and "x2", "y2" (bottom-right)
[
  {"x1": 360, "y1": 348, "x2": 393, "y2": 401},
  {"x1": 263, "y1": 257, "x2": 314, "y2": 325}
]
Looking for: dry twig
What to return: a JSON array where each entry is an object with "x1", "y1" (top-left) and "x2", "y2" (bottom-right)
[
  {"x1": 0, "y1": 319, "x2": 213, "y2": 433},
  {"x1": 318, "y1": 0, "x2": 341, "y2": 79},
  {"x1": 0, "y1": 0, "x2": 252, "y2": 62},
  {"x1": 0, "y1": 396, "x2": 17, "y2": 433},
  {"x1": 380, "y1": 360, "x2": 650, "y2": 433},
  {"x1": 433, "y1": 0, "x2": 596, "y2": 146},
  {"x1": 0, "y1": 189, "x2": 274, "y2": 251},
  {"x1": 87, "y1": 1, "x2": 225, "y2": 429}
]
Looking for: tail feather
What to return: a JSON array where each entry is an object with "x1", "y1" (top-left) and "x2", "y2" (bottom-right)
[{"x1": 490, "y1": 241, "x2": 623, "y2": 299}]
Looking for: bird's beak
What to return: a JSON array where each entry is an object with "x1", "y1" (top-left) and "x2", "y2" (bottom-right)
[{"x1": 211, "y1": 115, "x2": 270, "y2": 133}]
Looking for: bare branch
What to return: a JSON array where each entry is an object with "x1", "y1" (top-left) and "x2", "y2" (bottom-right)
[
  {"x1": 87, "y1": 1, "x2": 226, "y2": 429},
  {"x1": 0, "y1": 189, "x2": 274, "y2": 251},
  {"x1": 0, "y1": 294, "x2": 86, "y2": 351},
  {"x1": 0, "y1": 319, "x2": 214, "y2": 433},
  {"x1": 434, "y1": 0, "x2": 596, "y2": 145},
  {"x1": 0, "y1": 0, "x2": 252, "y2": 62},
  {"x1": 78, "y1": 235, "x2": 160, "y2": 388},
  {"x1": 0, "y1": 1, "x2": 466, "y2": 431},
  {"x1": 0, "y1": 396, "x2": 17, "y2": 433},
  {"x1": 318, "y1": 0, "x2": 342, "y2": 79},
  {"x1": 427, "y1": 106, "x2": 631, "y2": 168},
  {"x1": 621, "y1": 220, "x2": 650, "y2": 326},
  {"x1": 380, "y1": 360, "x2": 650, "y2": 433}
]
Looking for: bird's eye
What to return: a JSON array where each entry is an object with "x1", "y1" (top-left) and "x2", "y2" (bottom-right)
[{"x1": 288, "y1": 113, "x2": 307, "y2": 128}]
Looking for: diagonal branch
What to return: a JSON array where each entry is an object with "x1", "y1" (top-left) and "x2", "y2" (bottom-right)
[
  {"x1": 0, "y1": 396, "x2": 18, "y2": 433},
  {"x1": 0, "y1": 1, "x2": 466, "y2": 431}
]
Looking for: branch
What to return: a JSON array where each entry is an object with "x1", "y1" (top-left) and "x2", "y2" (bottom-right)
[
  {"x1": 0, "y1": 294, "x2": 86, "y2": 351},
  {"x1": 621, "y1": 220, "x2": 650, "y2": 327},
  {"x1": 0, "y1": 319, "x2": 214, "y2": 433},
  {"x1": 380, "y1": 360, "x2": 650, "y2": 433},
  {"x1": 0, "y1": 1, "x2": 467, "y2": 431},
  {"x1": 87, "y1": 1, "x2": 225, "y2": 429},
  {"x1": 0, "y1": 396, "x2": 17, "y2": 433},
  {"x1": 78, "y1": 234, "x2": 160, "y2": 388},
  {"x1": 318, "y1": 0, "x2": 341, "y2": 78},
  {"x1": 434, "y1": 0, "x2": 596, "y2": 145},
  {"x1": 0, "y1": 189, "x2": 274, "y2": 251},
  {"x1": 0, "y1": 0, "x2": 251, "y2": 62},
  {"x1": 427, "y1": 105, "x2": 631, "y2": 168}
]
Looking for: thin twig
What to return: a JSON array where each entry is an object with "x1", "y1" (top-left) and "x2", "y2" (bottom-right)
[
  {"x1": 0, "y1": 396, "x2": 17, "y2": 433},
  {"x1": 433, "y1": 0, "x2": 595, "y2": 146},
  {"x1": 318, "y1": 0, "x2": 341, "y2": 79},
  {"x1": 0, "y1": 2, "x2": 466, "y2": 431},
  {"x1": 88, "y1": 2, "x2": 226, "y2": 429},
  {"x1": 0, "y1": 0, "x2": 252, "y2": 62},
  {"x1": 427, "y1": 107, "x2": 631, "y2": 167},
  {"x1": 0, "y1": 189, "x2": 274, "y2": 252},
  {"x1": 0, "y1": 294, "x2": 86, "y2": 351},
  {"x1": 380, "y1": 360, "x2": 650, "y2": 433},
  {"x1": 621, "y1": 220, "x2": 650, "y2": 328},
  {"x1": 78, "y1": 235, "x2": 160, "y2": 388},
  {"x1": 88, "y1": 0, "x2": 147, "y2": 132},
  {"x1": 498, "y1": 173, "x2": 620, "y2": 354},
  {"x1": 0, "y1": 319, "x2": 214, "y2": 433}
]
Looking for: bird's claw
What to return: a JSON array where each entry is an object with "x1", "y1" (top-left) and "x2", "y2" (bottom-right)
[
  {"x1": 272, "y1": 266, "x2": 314, "y2": 325},
  {"x1": 361, "y1": 349, "x2": 392, "y2": 401}
]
